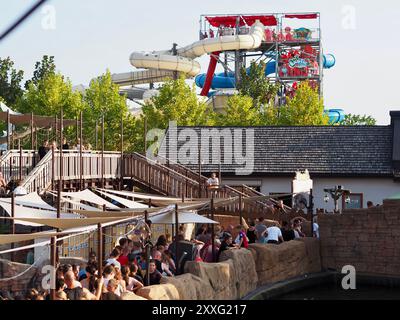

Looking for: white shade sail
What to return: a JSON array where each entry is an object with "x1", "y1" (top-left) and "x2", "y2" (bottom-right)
[
  {"x1": 0, "y1": 192, "x2": 56, "y2": 211},
  {"x1": 0, "y1": 202, "x2": 79, "y2": 226},
  {"x1": 61, "y1": 189, "x2": 119, "y2": 209},
  {"x1": 148, "y1": 210, "x2": 218, "y2": 225},
  {"x1": 95, "y1": 189, "x2": 149, "y2": 209}
]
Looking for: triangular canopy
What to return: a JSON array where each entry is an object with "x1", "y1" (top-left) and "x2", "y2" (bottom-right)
[
  {"x1": 0, "y1": 202, "x2": 78, "y2": 226},
  {"x1": 0, "y1": 231, "x2": 63, "y2": 245},
  {"x1": 61, "y1": 189, "x2": 119, "y2": 209},
  {"x1": 95, "y1": 189, "x2": 148, "y2": 209},
  {"x1": 96, "y1": 188, "x2": 182, "y2": 202},
  {"x1": 0, "y1": 192, "x2": 55, "y2": 211},
  {"x1": 2, "y1": 216, "x2": 127, "y2": 230},
  {"x1": 148, "y1": 211, "x2": 218, "y2": 225}
]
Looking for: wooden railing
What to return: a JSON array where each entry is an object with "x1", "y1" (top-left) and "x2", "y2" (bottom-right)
[
  {"x1": 22, "y1": 150, "x2": 122, "y2": 193},
  {"x1": 0, "y1": 149, "x2": 39, "y2": 183},
  {"x1": 123, "y1": 152, "x2": 201, "y2": 198}
]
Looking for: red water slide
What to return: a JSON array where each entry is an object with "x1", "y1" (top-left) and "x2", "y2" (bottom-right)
[{"x1": 200, "y1": 51, "x2": 220, "y2": 96}]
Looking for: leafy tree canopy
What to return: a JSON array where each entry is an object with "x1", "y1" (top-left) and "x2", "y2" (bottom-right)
[
  {"x1": 0, "y1": 56, "x2": 24, "y2": 107},
  {"x1": 341, "y1": 114, "x2": 377, "y2": 126},
  {"x1": 237, "y1": 60, "x2": 278, "y2": 107}
]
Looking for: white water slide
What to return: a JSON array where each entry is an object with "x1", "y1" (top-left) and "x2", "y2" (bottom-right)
[{"x1": 111, "y1": 21, "x2": 265, "y2": 87}]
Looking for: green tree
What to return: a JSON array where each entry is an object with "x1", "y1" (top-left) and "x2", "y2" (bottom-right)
[
  {"x1": 83, "y1": 70, "x2": 132, "y2": 151},
  {"x1": 341, "y1": 114, "x2": 377, "y2": 125},
  {"x1": 0, "y1": 57, "x2": 24, "y2": 107},
  {"x1": 141, "y1": 75, "x2": 214, "y2": 130},
  {"x1": 24, "y1": 55, "x2": 56, "y2": 89},
  {"x1": 279, "y1": 81, "x2": 329, "y2": 125},
  {"x1": 17, "y1": 72, "x2": 84, "y2": 145},
  {"x1": 18, "y1": 72, "x2": 83, "y2": 117},
  {"x1": 237, "y1": 60, "x2": 278, "y2": 107},
  {"x1": 216, "y1": 94, "x2": 262, "y2": 126}
]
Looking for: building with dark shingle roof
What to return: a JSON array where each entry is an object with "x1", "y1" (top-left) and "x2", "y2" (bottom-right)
[{"x1": 158, "y1": 111, "x2": 400, "y2": 211}]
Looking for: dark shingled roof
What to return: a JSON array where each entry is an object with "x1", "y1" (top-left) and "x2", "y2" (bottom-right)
[{"x1": 160, "y1": 125, "x2": 394, "y2": 177}]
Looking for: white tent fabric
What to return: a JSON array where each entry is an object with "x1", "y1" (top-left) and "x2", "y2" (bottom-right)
[
  {"x1": 96, "y1": 188, "x2": 182, "y2": 201},
  {"x1": 47, "y1": 192, "x2": 102, "y2": 212},
  {"x1": 0, "y1": 193, "x2": 56, "y2": 211},
  {"x1": 61, "y1": 189, "x2": 119, "y2": 209},
  {"x1": 0, "y1": 202, "x2": 79, "y2": 226},
  {"x1": 148, "y1": 210, "x2": 218, "y2": 225},
  {"x1": 5, "y1": 216, "x2": 127, "y2": 230},
  {"x1": 96, "y1": 189, "x2": 149, "y2": 209}
]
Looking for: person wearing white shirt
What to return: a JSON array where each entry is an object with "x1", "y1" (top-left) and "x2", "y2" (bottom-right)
[
  {"x1": 263, "y1": 225, "x2": 284, "y2": 244},
  {"x1": 206, "y1": 173, "x2": 219, "y2": 189},
  {"x1": 313, "y1": 220, "x2": 320, "y2": 238}
]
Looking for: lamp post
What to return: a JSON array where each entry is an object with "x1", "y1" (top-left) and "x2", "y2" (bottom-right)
[{"x1": 323, "y1": 185, "x2": 351, "y2": 213}]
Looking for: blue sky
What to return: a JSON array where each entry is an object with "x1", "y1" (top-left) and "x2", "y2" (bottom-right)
[{"x1": 1, "y1": 0, "x2": 400, "y2": 124}]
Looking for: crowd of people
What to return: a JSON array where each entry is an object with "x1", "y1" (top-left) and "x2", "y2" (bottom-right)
[
  {"x1": 2, "y1": 213, "x2": 321, "y2": 300},
  {"x1": 38, "y1": 138, "x2": 93, "y2": 160}
]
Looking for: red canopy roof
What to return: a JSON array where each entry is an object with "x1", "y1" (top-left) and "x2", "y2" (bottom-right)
[
  {"x1": 285, "y1": 14, "x2": 318, "y2": 19},
  {"x1": 242, "y1": 15, "x2": 277, "y2": 26},
  {"x1": 206, "y1": 16, "x2": 244, "y2": 28},
  {"x1": 206, "y1": 15, "x2": 277, "y2": 28}
]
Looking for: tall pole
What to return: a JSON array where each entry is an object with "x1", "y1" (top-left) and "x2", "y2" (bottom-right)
[
  {"x1": 97, "y1": 223, "x2": 103, "y2": 277},
  {"x1": 51, "y1": 145, "x2": 55, "y2": 191},
  {"x1": 174, "y1": 203, "x2": 179, "y2": 274},
  {"x1": 10, "y1": 192, "x2": 15, "y2": 260},
  {"x1": 144, "y1": 210, "x2": 150, "y2": 286},
  {"x1": 57, "y1": 108, "x2": 63, "y2": 219},
  {"x1": 198, "y1": 141, "x2": 201, "y2": 198},
  {"x1": 6, "y1": 110, "x2": 10, "y2": 150},
  {"x1": 211, "y1": 196, "x2": 216, "y2": 262},
  {"x1": 95, "y1": 120, "x2": 98, "y2": 150},
  {"x1": 239, "y1": 194, "x2": 243, "y2": 225},
  {"x1": 50, "y1": 236, "x2": 57, "y2": 300},
  {"x1": 309, "y1": 188, "x2": 314, "y2": 237},
  {"x1": 54, "y1": 115, "x2": 58, "y2": 143},
  {"x1": 30, "y1": 112, "x2": 34, "y2": 150},
  {"x1": 75, "y1": 115, "x2": 79, "y2": 144},
  {"x1": 19, "y1": 145, "x2": 22, "y2": 181},
  {"x1": 79, "y1": 111, "x2": 83, "y2": 190},
  {"x1": 101, "y1": 115, "x2": 105, "y2": 188},
  {"x1": 120, "y1": 114, "x2": 124, "y2": 190},
  {"x1": 143, "y1": 117, "x2": 147, "y2": 155}
]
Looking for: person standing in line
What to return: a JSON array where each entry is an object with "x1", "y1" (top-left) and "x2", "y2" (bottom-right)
[
  {"x1": 280, "y1": 221, "x2": 295, "y2": 242},
  {"x1": 38, "y1": 140, "x2": 49, "y2": 160},
  {"x1": 246, "y1": 220, "x2": 257, "y2": 244},
  {"x1": 263, "y1": 223, "x2": 284, "y2": 244},
  {"x1": 75, "y1": 138, "x2": 85, "y2": 151},
  {"x1": 255, "y1": 217, "x2": 267, "y2": 243},
  {"x1": 62, "y1": 138, "x2": 69, "y2": 150}
]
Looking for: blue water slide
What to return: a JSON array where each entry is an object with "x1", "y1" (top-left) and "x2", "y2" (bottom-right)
[
  {"x1": 324, "y1": 108, "x2": 345, "y2": 124},
  {"x1": 195, "y1": 54, "x2": 336, "y2": 89}
]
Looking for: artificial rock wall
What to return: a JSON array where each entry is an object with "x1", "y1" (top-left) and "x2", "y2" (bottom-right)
[
  {"x1": 319, "y1": 199, "x2": 400, "y2": 276},
  {"x1": 136, "y1": 238, "x2": 321, "y2": 300}
]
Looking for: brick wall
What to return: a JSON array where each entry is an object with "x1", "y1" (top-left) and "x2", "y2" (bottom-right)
[{"x1": 319, "y1": 199, "x2": 400, "y2": 276}]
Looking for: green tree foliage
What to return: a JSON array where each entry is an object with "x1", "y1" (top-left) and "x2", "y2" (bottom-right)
[
  {"x1": 216, "y1": 94, "x2": 261, "y2": 126},
  {"x1": 0, "y1": 57, "x2": 24, "y2": 107},
  {"x1": 278, "y1": 81, "x2": 329, "y2": 126},
  {"x1": 83, "y1": 70, "x2": 134, "y2": 151},
  {"x1": 237, "y1": 60, "x2": 278, "y2": 107},
  {"x1": 341, "y1": 114, "x2": 377, "y2": 125},
  {"x1": 141, "y1": 75, "x2": 213, "y2": 130},
  {"x1": 24, "y1": 55, "x2": 56, "y2": 89}
]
